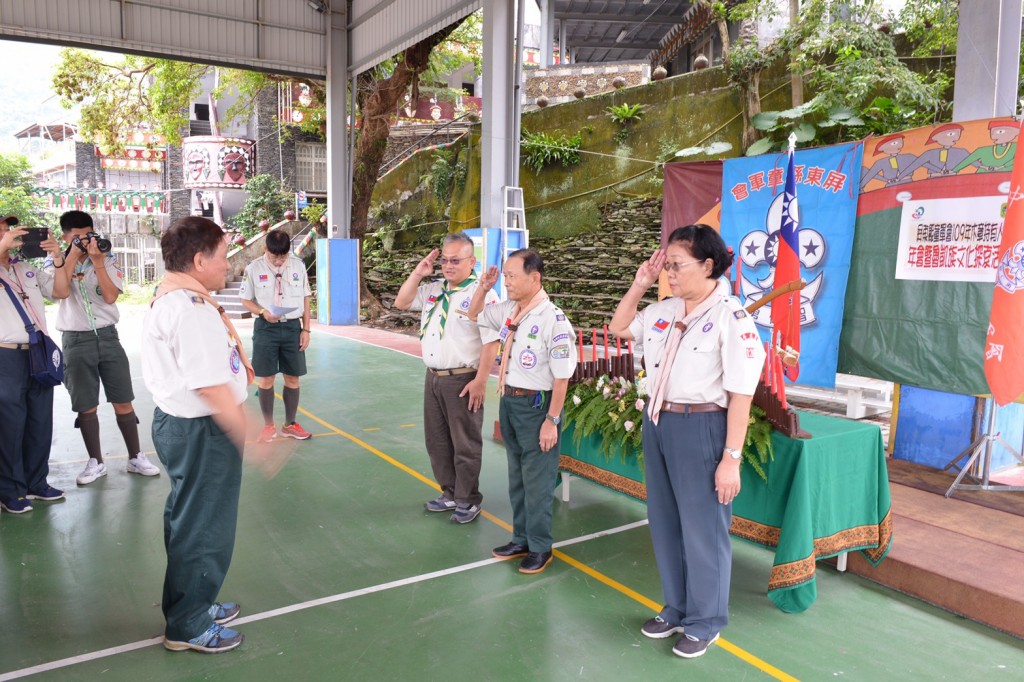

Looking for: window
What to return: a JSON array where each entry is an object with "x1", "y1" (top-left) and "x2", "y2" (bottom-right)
[{"x1": 295, "y1": 143, "x2": 327, "y2": 192}]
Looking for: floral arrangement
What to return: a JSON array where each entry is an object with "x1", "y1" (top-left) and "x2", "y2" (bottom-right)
[{"x1": 563, "y1": 372, "x2": 775, "y2": 482}]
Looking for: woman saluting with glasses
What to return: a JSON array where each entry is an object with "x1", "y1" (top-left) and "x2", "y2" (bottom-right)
[{"x1": 608, "y1": 224, "x2": 765, "y2": 660}]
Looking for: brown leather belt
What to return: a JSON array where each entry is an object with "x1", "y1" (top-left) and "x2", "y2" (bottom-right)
[
  {"x1": 503, "y1": 386, "x2": 546, "y2": 398},
  {"x1": 429, "y1": 367, "x2": 477, "y2": 377},
  {"x1": 661, "y1": 401, "x2": 725, "y2": 414},
  {"x1": 0, "y1": 342, "x2": 30, "y2": 350}
]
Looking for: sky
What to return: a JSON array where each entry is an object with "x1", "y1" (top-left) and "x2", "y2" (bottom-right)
[{"x1": 0, "y1": 40, "x2": 75, "y2": 153}]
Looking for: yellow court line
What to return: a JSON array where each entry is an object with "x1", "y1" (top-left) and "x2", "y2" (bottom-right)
[{"x1": 293, "y1": 403, "x2": 797, "y2": 681}]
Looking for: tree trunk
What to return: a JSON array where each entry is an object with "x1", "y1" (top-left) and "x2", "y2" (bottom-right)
[
  {"x1": 349, "y1": 21, "x2": 464, "y2": 242},
  {"x1": 742, "y1": 70, "x2": 762, "y2": 152},
  {"x1": 788, "y1": 0, "x2": 803, "y2": 107}
]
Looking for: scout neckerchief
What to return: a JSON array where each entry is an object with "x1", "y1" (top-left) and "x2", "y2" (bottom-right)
[
  {"x1": 647, "y1": 279, "x2": 729, "y2": 426},
  {"x1": 496, "y1": 287, "x2": 549, "y2": 396},
  {"x1": 152, "y1": 271, "x2": 255, "y2": 384},
  {"x1": 420, "y1": 273, "x2": 477, "y2": 340},
  {"x1": 263, "y1": 253, "x2": 287, "y2": 307},
  {"x1": 0, "y1": 260, "x2": 49, "y2": 334},
  {"x1": 73, "y1": 260, "x2": 99, "y2": 334}
]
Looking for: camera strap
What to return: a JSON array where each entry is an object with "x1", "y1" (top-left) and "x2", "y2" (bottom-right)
[{"x1": 73, "y1": 261, "x2": 99, "y2": 333}]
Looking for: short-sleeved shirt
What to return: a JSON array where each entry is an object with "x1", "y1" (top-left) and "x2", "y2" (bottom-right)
[
  {"x1": 411, "y1": 279, "x2": 500, "y2": 370},
  {"x1": 142, "y1": 290, "x2": 249, "y2": 418},
  {"x1": 45, "y1": 254, "x2": 124, "y2": 332},
  {"x1": 239, "y1": 255, "x2": 311, "y2": 321},
  {"x1": 629, "y1": 288, "x2": 765, "y2": 407},
  {"x1": 0, "y1": 259, "x2": 53, "y2": 342},
  {"x1": 479, "y1": 298, "x2": 578, "y2": 391}
]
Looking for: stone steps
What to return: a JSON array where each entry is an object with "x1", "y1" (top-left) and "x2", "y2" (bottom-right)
[{"x1": 213, "y1": 276, "x2": 252, "y2": 320}]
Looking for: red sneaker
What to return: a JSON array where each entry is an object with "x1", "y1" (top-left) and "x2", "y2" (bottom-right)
[
  {"x1": 258, "y1": 424, "x2": 278, "y2": 442},
  {"x1": 281, "y1": 422, "x2": 312, "y2": 440}
]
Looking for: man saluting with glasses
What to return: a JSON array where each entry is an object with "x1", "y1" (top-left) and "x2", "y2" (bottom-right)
[{"x1": 394, "y1": 232, "x2": 500, "y2": 524}]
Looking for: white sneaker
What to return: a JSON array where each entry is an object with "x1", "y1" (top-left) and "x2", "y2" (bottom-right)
[
  {"x1": 127, "y1": 453, "x2": 160, "y2": 477},
  {"x1": 76, "y1": 458, "x2": 107, "y2": 485}
]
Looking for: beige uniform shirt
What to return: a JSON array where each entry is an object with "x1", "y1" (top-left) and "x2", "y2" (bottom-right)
[
  {"x1": 412, "y1": 279, "x2": 500, "y2": 370},
  {"x1": 629, "y1": 289, "x2": 765, "y2": 407},
  {"x1": 0, "y1": 259, "x2": 53, "y2": 342},
  {"x1": 45, "y1": 254, "x2": 124, "y2": 332},
  {"x1": 142, "y1": 290, "x2": 249, "y2": 418},
  {"x1": 479, "y1": 299, "x2": 578, "y2": 391},
  {"x1": 239, "y1": 255, "x2": 311, "y2": 321}
]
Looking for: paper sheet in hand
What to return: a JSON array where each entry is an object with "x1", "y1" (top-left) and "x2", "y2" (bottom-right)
[{"x1": 269, "y1": 305, "x2": 297, "y2": 317}]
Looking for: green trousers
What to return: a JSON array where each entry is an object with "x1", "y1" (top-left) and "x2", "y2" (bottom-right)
[
  {"x1": 152, "y1": 408, "x2": 243, "y2": 641},
  {"x1": 498, "y1": 393, "x2": 562, "y2": 553}
]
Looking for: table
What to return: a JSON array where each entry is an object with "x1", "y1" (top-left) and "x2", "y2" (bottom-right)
[{"x1": 558, "y1": 411, "x2": 893, "y2": 613}]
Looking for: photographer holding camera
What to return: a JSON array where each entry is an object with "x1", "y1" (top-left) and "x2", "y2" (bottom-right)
[
  {"x1": 0, "y1": 215, "x2": 66, "y2": 513},
  {"x1": 47, "y1": 210, "x2": 160, "y2": 485}
]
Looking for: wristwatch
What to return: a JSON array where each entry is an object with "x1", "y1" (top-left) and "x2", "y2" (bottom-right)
[
  {"x1": 545, "y1": 414, "x2": 562, "y2": 426},
  {"x1": 724, "y1": 447, "x2": 741, "y2": 460}
]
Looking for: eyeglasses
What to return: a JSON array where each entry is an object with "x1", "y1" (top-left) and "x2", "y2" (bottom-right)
[
  {"x1": 439, "y1": 257, "x2": 470, "y2": 266},
  {"x1": 664, "y1": 259, "x2": 704, "y2": 273}
]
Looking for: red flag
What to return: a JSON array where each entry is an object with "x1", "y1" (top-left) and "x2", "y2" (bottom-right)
[
  {"x1": 771, "y1": 149, "x2": 801, "y2": 381},
  {"x1": 985, "y1": 120, "x2": 1024, "y2": 405}
]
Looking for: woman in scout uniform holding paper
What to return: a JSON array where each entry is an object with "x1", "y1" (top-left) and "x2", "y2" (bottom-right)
[{"x1": 609, "y1": 225, "x2": 765, "y2": 659}]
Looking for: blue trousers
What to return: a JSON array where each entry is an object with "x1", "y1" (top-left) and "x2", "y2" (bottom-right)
[
  {"x1": 642, "y1": 410, "x2": 732, "y2": 640},
  {"x1": 0, "y1": 348, "x2": 53, "y2": 499},
  {"x1": 153, "y1": 408, "x2": 243, "y2": 641},
  {"x1": 498, "y1": 393, "x2": 561, "y2": 553}
]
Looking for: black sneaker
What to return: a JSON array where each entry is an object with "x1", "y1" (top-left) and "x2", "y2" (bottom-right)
[
  {"x1": 641, "y1": 615, "x2": 684, "y2": 639},
  {"x1": 518, "y1": 551, "x2": 553, "y2": 574},
  {"x1": 672, "y1": 633, "x2": 720, "y2": 659},
  {"x1": 26, "y1": 485, "x2": 65, "y2": 501},
  {"x1": 492, "y1": 542, "x2": 530, "y2": 559}
]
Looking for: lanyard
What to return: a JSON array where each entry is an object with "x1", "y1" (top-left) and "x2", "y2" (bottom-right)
[{"x1": 74, "y1": 262, "x2": 99, "y2": 334}]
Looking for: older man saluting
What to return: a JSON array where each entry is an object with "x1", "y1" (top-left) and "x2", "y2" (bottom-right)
[
  {"x1": 394, "y1": 232, "x2": 500, "y2": 524},
  {"x1": 469, "y1": 249, "x2": 577, "y2": 574}
]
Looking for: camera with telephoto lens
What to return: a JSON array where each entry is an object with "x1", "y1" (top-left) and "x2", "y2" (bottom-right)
[{"x1": 71, "y1": 232, "x2": 112, "y2": 255}]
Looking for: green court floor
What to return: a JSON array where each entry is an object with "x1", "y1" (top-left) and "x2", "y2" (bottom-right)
[{"x1": 1, "y1": 309, "x2": 1022, "y2": 680}]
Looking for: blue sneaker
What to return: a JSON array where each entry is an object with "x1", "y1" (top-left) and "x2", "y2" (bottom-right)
[
  {"x1": 209, "y1": 602, "x2": 241, "y2": 625},
  {"x1": 164, "y1": 623, "x2": 244, "y2": 653},
  {"x1": 26, "y1": 485, "x2": 65, "y2": 501},
  {"x1": 0, "y1": 497, "x2": 33, "y2": 514}
]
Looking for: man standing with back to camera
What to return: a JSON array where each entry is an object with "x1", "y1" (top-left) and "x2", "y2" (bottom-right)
[
  {"x1": 46, "y1": 210, "x2": 160, "y2": 485},
  {"x1": 394, "y1": 232, "x2": 500, "y2": 524},
  {"x1": 142, "y1": 216, "x2": 253, "y2": 653},
  {"x1": 238, "y1": 229, "x2": 313, "y2": 443}
]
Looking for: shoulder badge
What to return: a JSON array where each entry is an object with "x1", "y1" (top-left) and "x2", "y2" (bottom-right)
[{"x1": 733, "y1": 309, "x2": 747, "y2": 319}]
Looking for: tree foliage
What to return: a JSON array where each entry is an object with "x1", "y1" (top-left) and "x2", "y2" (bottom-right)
[
  {"x1": 228, "y1": 175, "x2": 294, "y2": 238},
  {"x1": 718, "y1": 0, "x2": 955, "y2": 153},
  {"x1": 0, "y1": 153, "x2": 49, "y2": 226}
]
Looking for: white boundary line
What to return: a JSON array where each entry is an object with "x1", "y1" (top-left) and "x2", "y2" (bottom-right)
[{"x1": 0, "y1": 520, "x2": 648, "y2": 681}]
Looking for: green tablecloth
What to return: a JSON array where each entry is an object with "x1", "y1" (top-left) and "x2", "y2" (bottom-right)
[{"x1": 559, "y1": 411, "x2": 893, "y2": 613}]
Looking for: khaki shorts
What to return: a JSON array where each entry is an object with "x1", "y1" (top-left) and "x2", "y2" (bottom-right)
[{"x1": 62, "y1": 326, "x2": 135, "y2": 412}]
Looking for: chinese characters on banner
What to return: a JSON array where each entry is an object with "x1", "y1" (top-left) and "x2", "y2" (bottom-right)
[
  {"x1": 896, "y1": 196, "x2": 1006, "y2": 282},
  {"x1": 721, "y1": 142, "x2": 864, "y2": 389}
]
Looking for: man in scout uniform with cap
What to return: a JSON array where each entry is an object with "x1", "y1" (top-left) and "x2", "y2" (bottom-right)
[
  {"x1": 46, "y1": 210, "x2": 160, "y2": 484},
  {"x1": 394, "y1": 231, "x2": 500, "y2": 524},
  {"x1": 0, "y1": 216, "x2": 65, "y2": 513},
  {"x1": 142, "y1": 216, "x2": 253, "y2": 653},
  {"x1": 469, "y1": 248, "x2": 577, "y2": 574},
  {"x1": 239, "y1": 229, "x2": 313, "y2": 442}
]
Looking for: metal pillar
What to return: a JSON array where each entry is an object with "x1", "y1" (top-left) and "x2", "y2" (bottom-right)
[
  {"x1": 325, "y1": 2, "x2": 349, "y2": 238},
  {"x1": 539, "y1": 0, "x2": 555, "y2": 67},
  {"x1": 481, "y1": 0, "x2": 515, "y2": 231},
  {"x1": 952, "y1": 0, "x2": 1023, "y2": 120}
]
